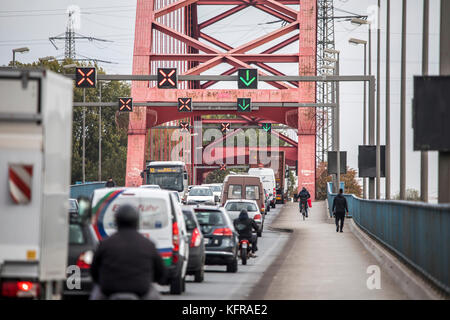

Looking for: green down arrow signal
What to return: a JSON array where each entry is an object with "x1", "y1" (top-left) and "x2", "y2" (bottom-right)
[
  {"x1": 238, "y1": 99, "x2": 250, "y2": 111},
  {"x1": 240, "y1": 70, "x2": 256, "y2": 87},
  {"x1": 262, "y1": 124, "x2": 271, "y2": 132}
]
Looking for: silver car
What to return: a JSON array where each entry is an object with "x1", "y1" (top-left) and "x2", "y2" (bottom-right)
[{"x1": 224, "y1": 199, "x2": 264, "y2": 237}]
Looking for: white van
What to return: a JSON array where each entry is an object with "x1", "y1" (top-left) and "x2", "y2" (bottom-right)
[
  {"x1": 248, "y1": 167, "x2": 277, "y2": 208},
  {"x1": 90, "y1": 188, "x2": 189, "y2": 295}
]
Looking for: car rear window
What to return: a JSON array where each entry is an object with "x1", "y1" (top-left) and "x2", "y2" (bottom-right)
[
  {"x1": 101, "y1": 198, "x2": 169, "y2": 231},
  {"x1": 69, "y1": 224, "x2": 85, "y2": 244},
  {"x1": 225, "y1": 202, "x2": 258, "y2": 212},
  {"x1": 195, "y1": 210, "x2": 224, "y2": 226},
  {"x1": 183, "y1": 211, "x2": 197, "y2": 230},
  {"x1": 189, "y1": 188, "x2": 213, "y2": 196},
  {"x1": 245, "y1": 185, "x2": 260, "y2": 200},
  {"x1": 228, "y1": 185, "x2": 242, "y2": 199}
]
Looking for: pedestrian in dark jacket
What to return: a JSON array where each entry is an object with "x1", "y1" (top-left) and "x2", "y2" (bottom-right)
[
  {"x1": 105, "y1": 177, "x2": 116, "y2": 188},
  {"x1": 297, "y1": 187, "x2": 311, "y2": 217},
  {"x1": 233, "y1": 209, "x2": 259, "y2": 255},
  {"x1": 90, "y1": 204, "x2": 168, "y2": 299},
  {"x1": 332, "y1": 189, "x2": 348, "y2": 233}
]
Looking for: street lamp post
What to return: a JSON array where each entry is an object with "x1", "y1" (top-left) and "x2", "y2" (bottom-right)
[
  {"x1": 400, "y1": 0, "x2": 407, "y2": 200},
  {"x1": 349, "y1": 38, "x2": 368, "y2": 199},
  {"x1": 351, "y1": 18, "x2": 376, "y2": 199},
  {"x1": 421, "y1": 0, "x2": 429, "y2": 202},
  {"x1": 12, "y1": 47, "x2": 30, "y2": 67},
  {"x1": 386, "y1": 0, "x2": 391, "y2": 199},
  {"x1": 324, "y1": 49, "x2": 341, "y2": 193}
]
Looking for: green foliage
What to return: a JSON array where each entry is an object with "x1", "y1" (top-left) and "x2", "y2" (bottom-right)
[
  {"x1": 205, "y1": 168, "x2": 247, "y2": 184},
  {"x1": 10, "y1": 59, "x2": 130, "y2": 186},
  {"x1": 315, "y1": 162, "x2": 362, "y2": 200}
]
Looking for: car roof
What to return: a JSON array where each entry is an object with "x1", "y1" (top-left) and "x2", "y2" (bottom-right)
[
  {"x1": 92, "y1": 187, "x2": 172, "y2": 201},
  {"x1": 147, "y1": 161, "x2": 185, "y2": 166},
  {"x1": 224, "y1": 199, "x2": 258, "y2": 204},
  {"x1": 190, "y1": 186, "x2": 211, "y2": 189}
]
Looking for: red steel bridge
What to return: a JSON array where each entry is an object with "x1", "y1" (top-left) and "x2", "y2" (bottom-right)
[{"x1": 125, "y1": 0, "x2": 317, "y2": 199}]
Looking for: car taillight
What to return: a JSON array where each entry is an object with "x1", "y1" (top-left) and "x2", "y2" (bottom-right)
[
  {"x1": 76, "y1": 250, "x2": 94, "y2": 269},
  {"x1": 213, "y1": 228, "x2": 233, "y2": 237},
  {"x1": 253, "y1": 214, "x2": 262, "y2": 221},
  {"x1": 1, "y1": 281, "x2": 39, "y2": 298},
  {"x1": 172, "y1": 222, "x2": 180, "y2": 252},
  {"x1": 190, "y1": 227, "x2": 202, "y2": 247}
]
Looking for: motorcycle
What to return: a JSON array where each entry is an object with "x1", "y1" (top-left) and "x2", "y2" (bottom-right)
[{"x1": 238, "y1": 239, "x2": 252, "y2": 265}]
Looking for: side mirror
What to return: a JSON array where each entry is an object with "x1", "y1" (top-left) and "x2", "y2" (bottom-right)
[
  {"x1": 77, "y1": 196, "x2": 92, "y2": 223},
  {"x1": 140, "y1": 171, "x2": 144, "y2": 178},
  {"x1": 184, "y1": 172, "x2": 188, "y2": 180},
  {"x1": 214, "y1": 195, "x2": 220, "y2": 203}
]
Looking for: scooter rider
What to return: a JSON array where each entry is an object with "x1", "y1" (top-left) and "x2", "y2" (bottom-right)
[
  {"x1": 233, "y1": 209, "x2": 259, "y2": 257},
  {"x1": 297, "y1": 187, "x2": 311, "y2": 217},
  {"x1": 90, "y1": 204, "x2": 168, "y2": 300}
]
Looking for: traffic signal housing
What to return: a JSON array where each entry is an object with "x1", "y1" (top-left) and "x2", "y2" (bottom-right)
[
  {"x1": 238, "y1": 68, "x2": 258, "y2": 89},
  {"x1": 237, "y1": 98, "x2": 251, "y2": 112},
  {"x1": 261, "y1": 123, "x2": 272, "y2": 133},
  {"x1": 221, "y1": 122, "x2": 231, "y2": 134},
  {"x1": 157, "y1": 68, "x2": 177, "y2": 89},
  {"x1": 75, "y1": 67, "x2": 96, "y2": 88},
  {"x1": 118, "y1": 97, "x2": 133, "y2": 112},
  {"x1": 179, "y1": 122, "x2": 190, "y2": 132},
  {"x1": 178, "y1": 98, "x2": 192, "y2": 112}
]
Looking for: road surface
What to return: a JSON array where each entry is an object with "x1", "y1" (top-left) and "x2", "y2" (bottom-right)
[{"x1": 159, "y1": 204, "x2": 290, "y2": 300}]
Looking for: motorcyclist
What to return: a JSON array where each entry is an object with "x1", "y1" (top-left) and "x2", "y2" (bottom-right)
[
  {"x1": 233, "y1": 209, "x2": 259, "y2": 257},
  {"x1": 90, "y1": 204, "x2": 168, "y2": 300},
  {"x1": 297, "y1": 187, "x2": 311, "y2": 217}
]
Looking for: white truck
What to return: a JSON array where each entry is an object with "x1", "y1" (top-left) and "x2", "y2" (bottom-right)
[{"x1": 0, "y1": 69, "x2": 73, "y2": 299}]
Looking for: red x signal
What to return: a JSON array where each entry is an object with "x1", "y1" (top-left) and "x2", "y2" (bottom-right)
[
  {"x1": 119, "y1": 98, "x2": 133, "y2": 112},
  {"x1": 179, "y1": 122, "x2": 190, "y2": 132},
  {"x1": 158, "y1": 68, "x2": 177, "y2": 88},
  {"x1": 221, "y1": 122, "x2": 231, "y2": 133},
  {"x1": 75, "y1": 67, "x2": 96, "y2": 88},
  {"x1": 219, "y1": 164, "x2": 226, "y2": 171},
  {"x1": 178, "y1": 98, "x2": 192, "y2": 112}
]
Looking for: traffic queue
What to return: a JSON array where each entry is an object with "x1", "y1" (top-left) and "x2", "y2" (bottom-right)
[{"x1": 62, "y1": 165, "x2": 280, "y2": 299}]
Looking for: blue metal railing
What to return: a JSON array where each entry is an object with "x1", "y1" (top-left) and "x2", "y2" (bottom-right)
[
  {"x1": 70, "y1": 182, "x2": 106, "y2": 199},
  {"x1": 327, "y1": 182, "x2": 450, "y2": 294}
]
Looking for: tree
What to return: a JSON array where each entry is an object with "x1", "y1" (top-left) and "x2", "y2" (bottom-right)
[
  {"x1": 393, "y1": 189, "x2": 420, "y2": 201},
  {"x1": 8, "y1": 59, "x2": 130, "y2": 186},
  {"x1": 315, "y1": 162, "x2": 362, "y2": 200},
  {"x1": 205, "y1": 168, "x2": 246, "y2": 184}
]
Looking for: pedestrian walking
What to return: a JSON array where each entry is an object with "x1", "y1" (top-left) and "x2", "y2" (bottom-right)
[
  {"x1": 105, "y1": 177, "x2": 116, "y2": 188},
  {"x1": 332, "y1": 188, "x2": 348, "y2": 233}
]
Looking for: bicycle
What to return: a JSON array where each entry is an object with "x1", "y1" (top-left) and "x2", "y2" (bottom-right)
[{"x1": 300, "y1": 201, "x2": 307, "y2": 220}]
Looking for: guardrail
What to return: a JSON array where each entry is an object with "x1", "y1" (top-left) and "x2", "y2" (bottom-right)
[
  {"x1": 70, "y1": 182, "x2": 106, "y2": 199},
  {"x1": 327, "y1": 183, "x2": 450, "y2": 294}
]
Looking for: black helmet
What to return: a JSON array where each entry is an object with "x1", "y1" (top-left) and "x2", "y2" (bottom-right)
[
  {"x1": 239, "y1": 209, "x2": 248, "y2": 220},
  {"x1": 115, "y1": 204, "x2": 139, "y2": 230}
]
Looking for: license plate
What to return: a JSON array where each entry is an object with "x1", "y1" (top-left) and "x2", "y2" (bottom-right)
[{"x1": 242, "y1": 242, "x2": 248, "y2": 249}]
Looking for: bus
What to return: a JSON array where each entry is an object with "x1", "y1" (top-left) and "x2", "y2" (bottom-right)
[{"x1": 142, "y1": 161, "x2": 189, "y2": 200}]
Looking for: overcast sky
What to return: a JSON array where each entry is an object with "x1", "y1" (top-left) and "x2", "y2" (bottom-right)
[{"x1": 0, "y1": 0, "x2": 442, "y2": 200}]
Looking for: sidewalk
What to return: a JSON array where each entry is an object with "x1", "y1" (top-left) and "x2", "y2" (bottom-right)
[{"x1": 252, "y1": 201, "x2": 409, "y2": 299}]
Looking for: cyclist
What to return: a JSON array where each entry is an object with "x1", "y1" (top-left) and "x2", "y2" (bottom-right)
[{"x1": 297, "y1": 187, "x2": 311, "y2": 218}]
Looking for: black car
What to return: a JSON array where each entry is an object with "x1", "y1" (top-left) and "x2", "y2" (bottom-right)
[
  {"x1": 63, "y1": 211, "x2": 98, "y2": 299},
  {"x1": 182, "y1": 206, "x2": 206, "y2": 282},
  {"x1": 193, "y1": 205, "x2": 239, "y2": 273}
]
